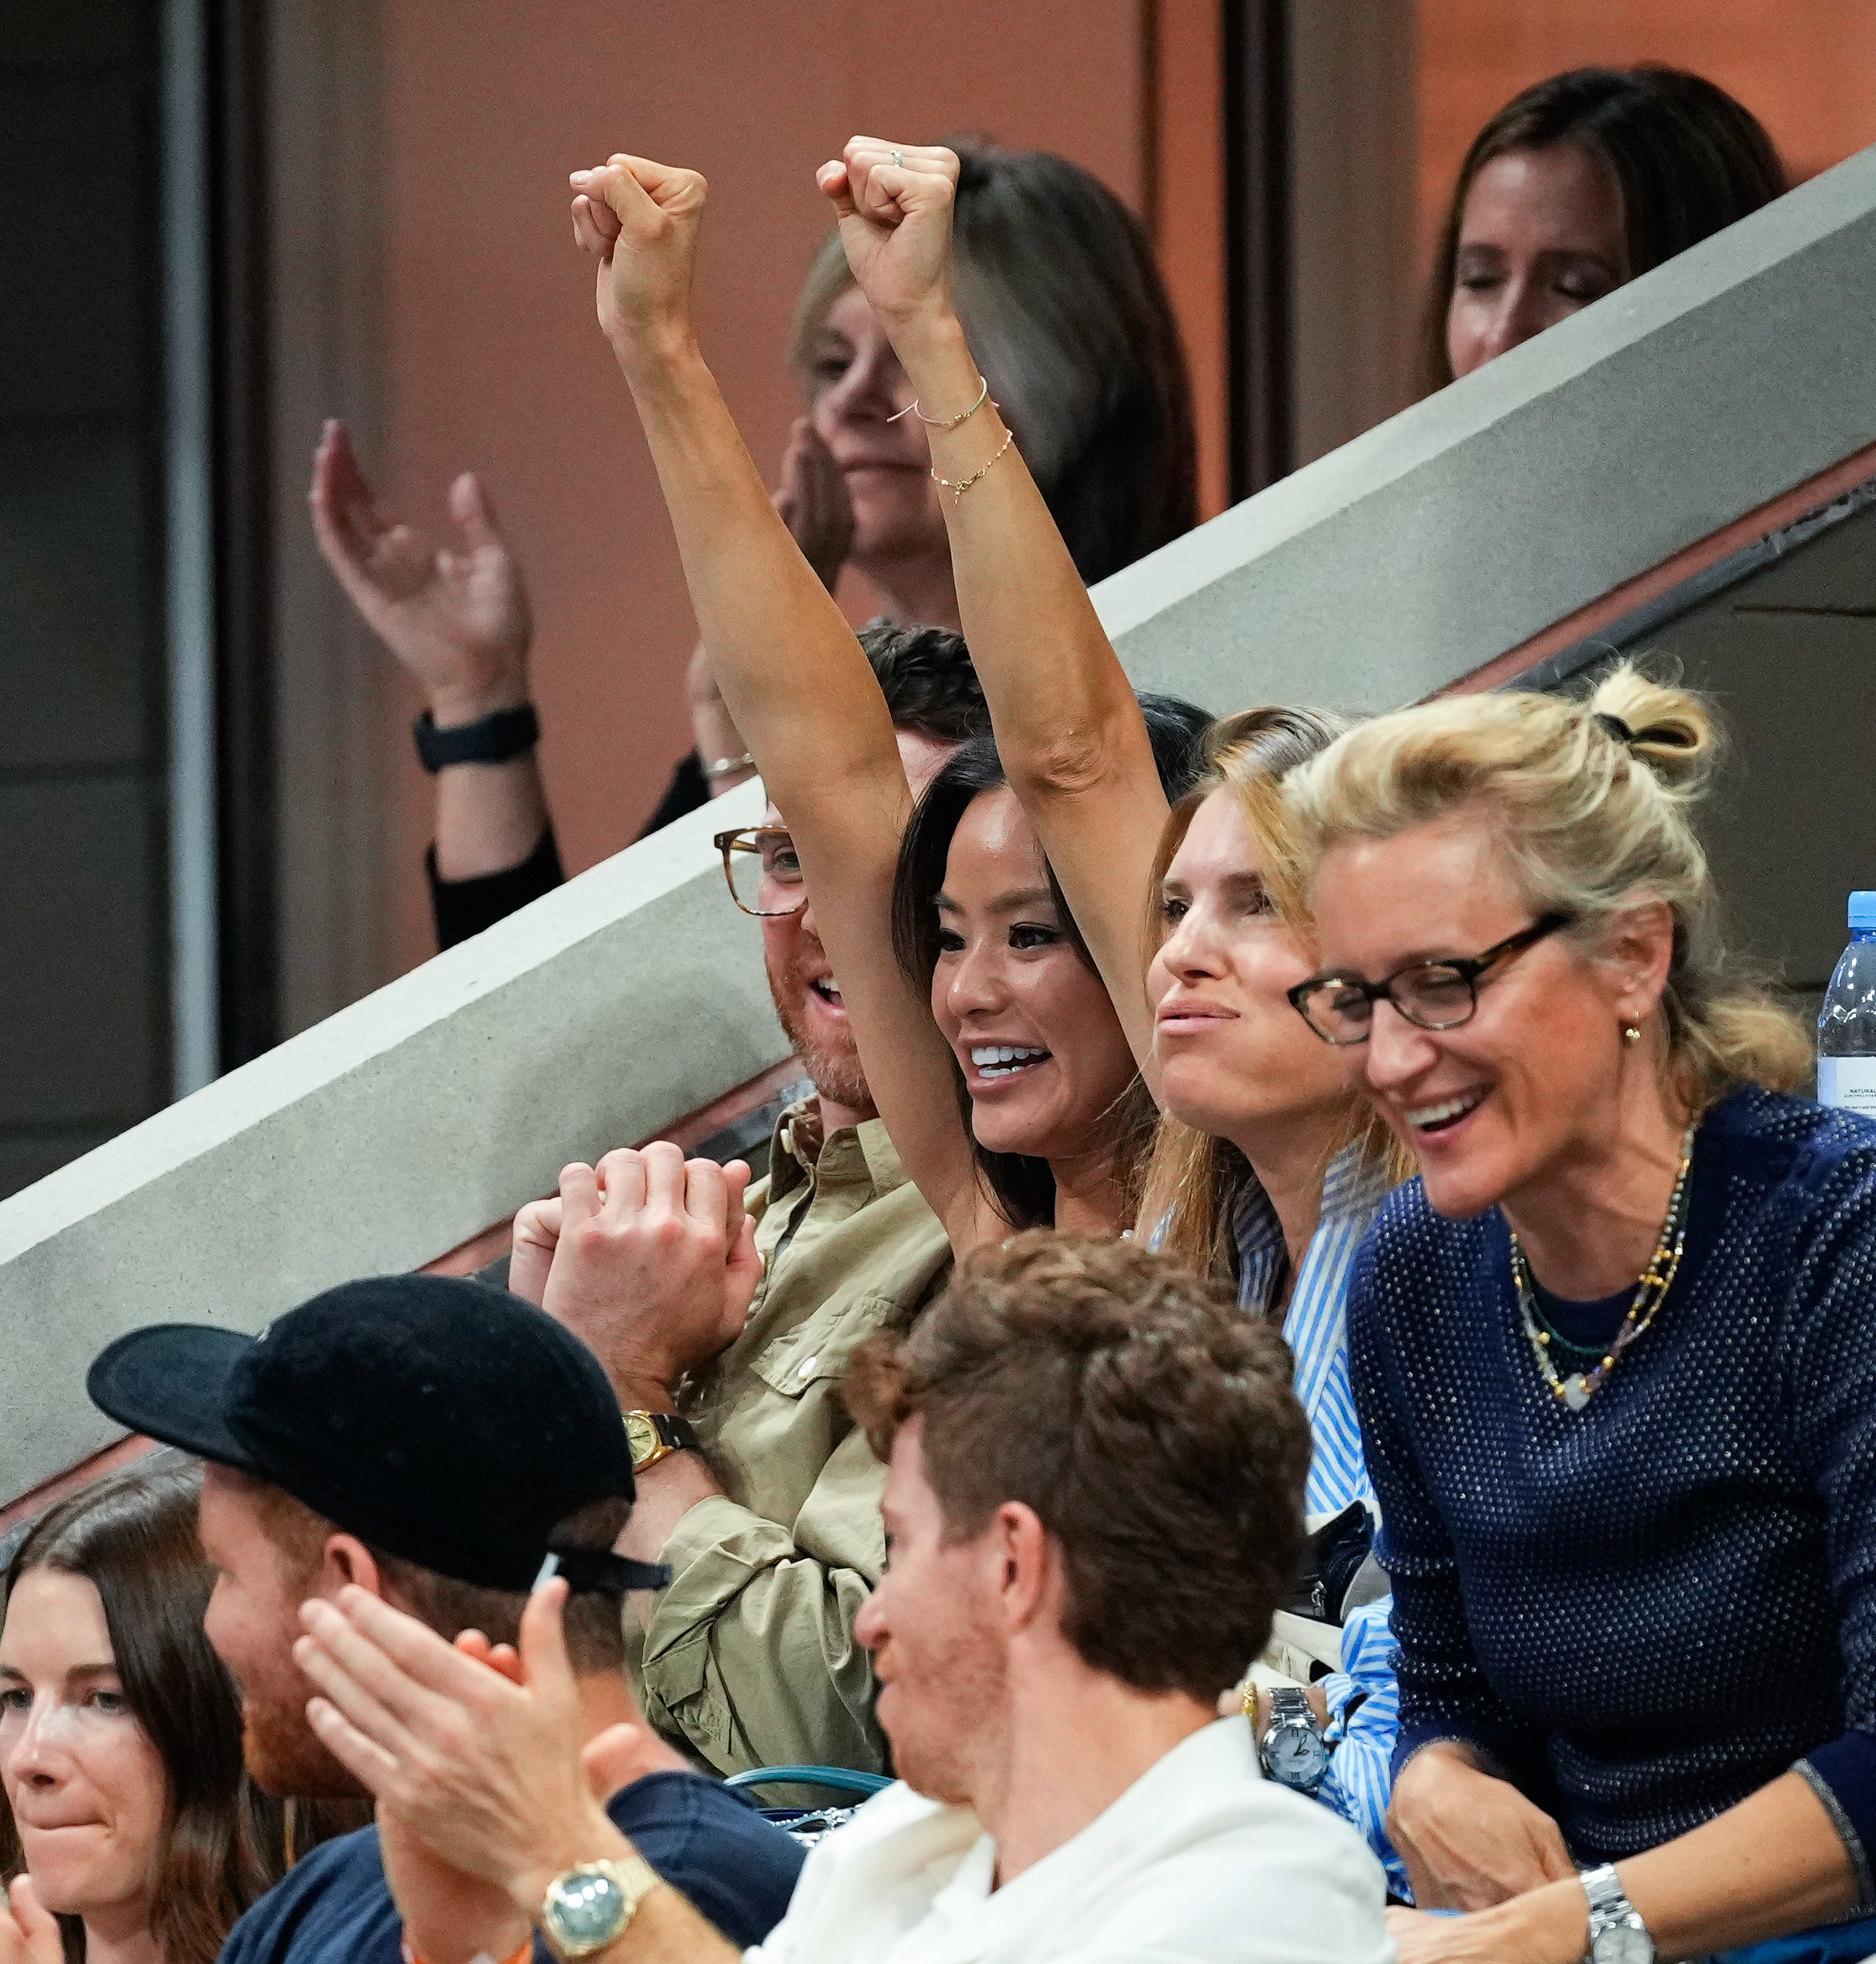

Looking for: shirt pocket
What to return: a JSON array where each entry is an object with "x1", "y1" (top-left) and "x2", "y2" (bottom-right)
[
  {"x1": 747, "y1": 1291, "x2": 900, "y2": 1403},
  {"x1": 640, "y1": 1627, "x2": 737, "y2": 1769}
]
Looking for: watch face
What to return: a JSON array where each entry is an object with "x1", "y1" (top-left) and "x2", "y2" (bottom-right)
[
  {"x1": 547, "y1": 1871, "x2": 628, "y2": 1956},
  {"x1": 623, "y1": 1412, "x2": 659, "y2": 1466},
  {"x1": 1593, "y1": 1922, "x2": 1654, "y2": 1964},
  {"x1": 1265, "y1": 1726, "x2": 1331, "y2": 1792}
]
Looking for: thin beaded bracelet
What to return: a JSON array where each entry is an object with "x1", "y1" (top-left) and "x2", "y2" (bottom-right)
[
  {"x1": 932, "y1": 427, "x2": 1016, "y2": 505},
  {"x1": 889, "y1": 373, "x2": 995, "y2": 431}
]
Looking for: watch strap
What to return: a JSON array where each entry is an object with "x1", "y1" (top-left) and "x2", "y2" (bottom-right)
[{"x1": 413, "y1": 703, "x2": 540, "y2": 773}]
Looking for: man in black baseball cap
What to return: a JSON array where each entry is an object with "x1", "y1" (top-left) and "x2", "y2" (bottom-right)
[{"x1": 86, "y1": 1272, "x2": 802, "y2": 1964}]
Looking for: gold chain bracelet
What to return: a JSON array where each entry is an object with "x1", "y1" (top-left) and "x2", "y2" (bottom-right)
[{"x1": 932, "y1": 427, "x2": 1015, "y2": 505}]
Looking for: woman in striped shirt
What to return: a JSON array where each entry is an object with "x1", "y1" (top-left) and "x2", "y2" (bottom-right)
[{"x1": 811, "y1": 138, "x2": 1410, "y2": 1883}]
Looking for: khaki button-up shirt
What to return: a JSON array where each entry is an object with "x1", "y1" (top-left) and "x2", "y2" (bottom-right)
[{"x1": 632, "y1": 1101, "x2": 952, "y2": 1778}]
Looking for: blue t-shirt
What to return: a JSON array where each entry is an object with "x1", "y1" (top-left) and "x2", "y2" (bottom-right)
[{"x1": 218, "y1": 1772, "x2": 804, "y2": 1964}]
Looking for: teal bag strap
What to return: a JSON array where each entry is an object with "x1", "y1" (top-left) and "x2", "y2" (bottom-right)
[{"x1": 725, "y1": 1764, "x2": 892, "y2": 1798}]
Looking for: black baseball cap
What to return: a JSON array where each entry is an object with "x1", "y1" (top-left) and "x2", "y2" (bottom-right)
[{"x1": 86, "y1": 1273, "x2": 668, "y2": 1595}]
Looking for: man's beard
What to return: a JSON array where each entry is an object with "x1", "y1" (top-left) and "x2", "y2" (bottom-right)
[
  {"x1": 768, "y1": 941, "x2": 871, "y2": 1115},
  {"x1": 240, "y1": 1691, "x2": 369, "y2": 1800}
]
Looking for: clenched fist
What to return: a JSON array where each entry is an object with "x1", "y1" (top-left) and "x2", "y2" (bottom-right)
[
  {"x1": 532, "y1": 1141, "x2": 762, "y2": 1404},
  {"x1": 568, "y1": 153, "x2": 709, "y2": 366}
]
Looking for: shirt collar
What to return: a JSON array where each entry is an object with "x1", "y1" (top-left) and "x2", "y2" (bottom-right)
[
  {"x1": 1233, "y1": 1143, "x2": 1388, "y2": 1312},
  {"x1": 767, "y1": 1099, "x2": 912, "y2": 1201}
]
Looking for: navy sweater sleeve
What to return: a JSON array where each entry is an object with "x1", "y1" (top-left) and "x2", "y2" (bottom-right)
[
  {"x1": 1347, "y1": 1219, "x2": 1549, "y2": 1794},
  {"x1": 1780, "y1": 1139, "x2": 1876, "y2": 1903},
  {"x1": 524, "y1": 1772, "x2": 803, "y2": 1955}
]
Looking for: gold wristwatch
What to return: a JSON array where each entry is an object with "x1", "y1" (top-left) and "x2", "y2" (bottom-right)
[
  {"x1": 538, "y1": 1855, "x2": 663, "y2": 1960},
  {"x1": 622, "y1": 1410, "x2": 700, "y2": 1473}
]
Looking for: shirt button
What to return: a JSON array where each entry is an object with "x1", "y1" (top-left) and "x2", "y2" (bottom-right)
[{"x1": 797, "y1": 1354, "x2": 819, "y2": 1380}]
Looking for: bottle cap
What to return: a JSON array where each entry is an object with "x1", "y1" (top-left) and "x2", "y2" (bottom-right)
[{"x1": 1851, "y1": 892, "x2": 1876, "y2": 930}]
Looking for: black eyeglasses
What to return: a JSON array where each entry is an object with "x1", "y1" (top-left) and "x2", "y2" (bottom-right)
[
  {"x1": 1287, "y1": 913, "x2": 1573, "y2": 1045},
  {"x1": 714, "y1": 827, "x2": 805, "y2": 918}
]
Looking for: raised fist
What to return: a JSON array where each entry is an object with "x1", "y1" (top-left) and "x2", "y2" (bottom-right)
[
  {"x1": 815, "y1": 138, "x2": 961, "y2": 330},
  {"x1": 569, "y1": 153, "x2": 709, "y2": 361}
]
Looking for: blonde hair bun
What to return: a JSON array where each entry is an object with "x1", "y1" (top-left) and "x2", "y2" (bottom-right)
[
  {"x1": 1586, "y1": 666, "x2": 1718, "y2": 801},
  {"x1": 1284, "y1": 661, "x2": 1809, "y2": 1101}
]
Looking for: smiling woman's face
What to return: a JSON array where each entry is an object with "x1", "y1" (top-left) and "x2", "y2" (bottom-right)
[
  {"x1": 1308, "y1": 815, "x2": 1643, "y2": 1219},
  {"x1": 0, "y1": 1567, "x2": 169, "y2": 1923},
  {"x1": 932, "y1": 787, "x2": 1140, "y2": 1164}
]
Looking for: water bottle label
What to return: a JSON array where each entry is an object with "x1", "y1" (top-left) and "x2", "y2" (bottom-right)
[{"x1": 1818, "y1": 1057, "x2": 1876, "y2": 1116}]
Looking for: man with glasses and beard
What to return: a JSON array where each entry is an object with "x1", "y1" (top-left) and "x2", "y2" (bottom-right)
[{"x1": 505, "y1": 626, "x2": 987, "y2": 1786}]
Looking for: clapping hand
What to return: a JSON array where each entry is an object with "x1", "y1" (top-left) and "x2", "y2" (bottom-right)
[
  {"x1": 773, "y1": 416, "x2": 853, "y2": 593},
  {"x1": 815, "y1": 139, "x2": 961, "y2": 332},
  {"x1": 309, "y1": 421, "x2": 532, "y2": 725},
  {"x1": 525, "y1": 1142, "x2": 762, "y2": 1404},
  {"x1": 300, "y1": 1583, "x2": 622, "y2": 1913},
  {"x1": 0, "y1": 1877, "x2": 63, "y2": 1964},
  {"x1": 369, "y1": 1625, "x2": 684, "y2": 1964}
]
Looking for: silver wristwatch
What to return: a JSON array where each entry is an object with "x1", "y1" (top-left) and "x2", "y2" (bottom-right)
[
  {"x1": 1260, "y1": 1684, "x2": 1331, "y2": 1796},
  {"x1": 1581, "y1": 1864, "x2": 1654, "y2": 1964}
]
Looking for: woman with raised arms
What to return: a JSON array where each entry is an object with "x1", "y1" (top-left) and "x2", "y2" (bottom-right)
[
  {"x1": 750, "y1": 140, "x2": 1412, "y2": 1879},
  {"x1": 564, "y1": 151, "x2": 1204, "y2": 1251}
]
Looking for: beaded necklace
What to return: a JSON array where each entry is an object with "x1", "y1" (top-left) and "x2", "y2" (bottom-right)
[{"x1": 1509, "y1": 1125, "x2": 1696, "y2": 1412}]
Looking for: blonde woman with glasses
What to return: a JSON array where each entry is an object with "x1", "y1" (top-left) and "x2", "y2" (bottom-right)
[{"x1": 1285, "y1": 669, "x2": 1876, "y2": 1964}]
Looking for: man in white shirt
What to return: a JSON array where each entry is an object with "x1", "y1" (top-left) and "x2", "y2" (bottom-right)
[{"x1": 292, "y1": 1233, "x2": 1394, "y2": 1964}]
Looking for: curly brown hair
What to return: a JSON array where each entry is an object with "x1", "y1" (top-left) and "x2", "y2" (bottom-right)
[{"x1": 844, "y1": 1233, "x2": 1311, "y2": 1702}]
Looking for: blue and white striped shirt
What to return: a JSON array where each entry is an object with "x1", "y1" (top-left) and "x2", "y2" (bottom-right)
[
  {"x1": 1233, "y1": 1147, "x2": 1407, "y2": 1896},
  {"x1": 1231, "y1": 1145, "x2": 1388, "y2": 1518}
]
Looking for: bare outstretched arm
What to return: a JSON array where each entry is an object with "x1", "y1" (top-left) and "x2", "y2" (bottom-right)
[
  {"x1": 817, "y1": 140, "x2": 1173, "y2": 1076},
  {"x1": 568, "y1": 152, "x2": 990, "y2": 1247}
]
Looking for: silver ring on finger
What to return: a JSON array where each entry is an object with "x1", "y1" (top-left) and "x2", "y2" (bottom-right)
[{"x1": 892, "y1": 150, "x2": 904, "y2": 169}]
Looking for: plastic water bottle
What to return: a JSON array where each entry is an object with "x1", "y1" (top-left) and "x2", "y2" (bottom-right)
[{"x1": 1818, "y1": 892, "x2": 1876, "y2": 1116}]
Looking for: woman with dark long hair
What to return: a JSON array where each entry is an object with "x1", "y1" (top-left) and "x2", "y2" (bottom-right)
[
  {"x1": 560, "y1": 142, "x2": 1206, "y2": 1250},
  {"x1": 1, "y1": 1463, "x2": 292, "y2": 1964},
  {"x1": 886, "y1": 703, "x2": 1209, "y2": 1231},
  {"x1": 1428, "y1": 66, "x2": 1785, "y2": 388}
]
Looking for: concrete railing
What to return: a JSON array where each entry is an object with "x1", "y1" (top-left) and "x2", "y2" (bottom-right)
[{"x1": 6, "y1": 141, "x2": 1876, "y2": 1506}]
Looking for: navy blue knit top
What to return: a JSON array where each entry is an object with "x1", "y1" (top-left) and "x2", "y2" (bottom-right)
[{"x1": 1348, "y1": 1085, "x2": 1876, "y2": 1887}]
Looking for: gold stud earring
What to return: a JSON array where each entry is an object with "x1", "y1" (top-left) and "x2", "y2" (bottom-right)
[{"x1": 1622, "y1": 1024, "x2": 1642, "y2": 1044}]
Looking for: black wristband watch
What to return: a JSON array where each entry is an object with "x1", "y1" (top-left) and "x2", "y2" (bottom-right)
[
  {"x1": 1261, "y1": 1685, "x2": 1332, "y2": 1796},
  {"x1": 413, "y1": 703, "x2": 540, "y2": 773},
  {"x1": 622, "y1": 1410, "x2": 701, "y2": 1473}
]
